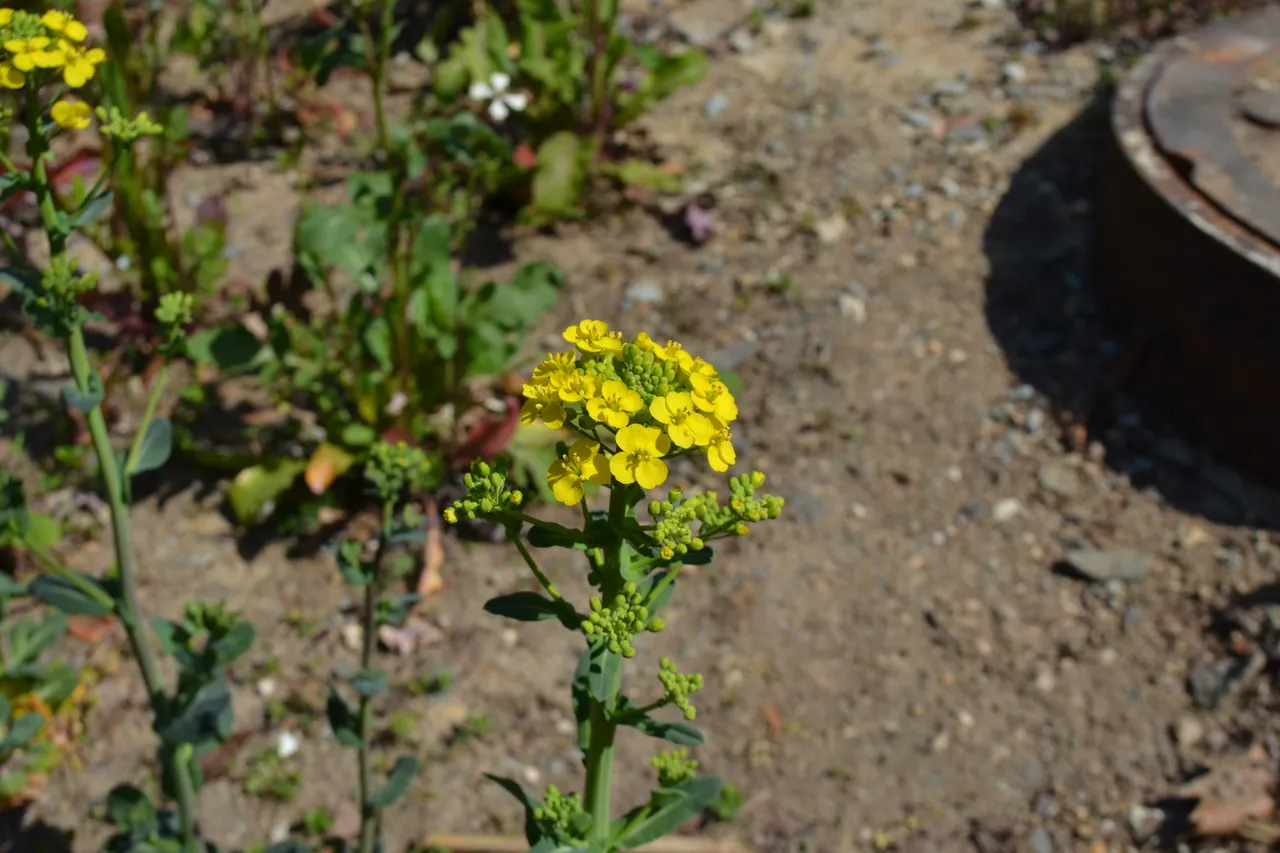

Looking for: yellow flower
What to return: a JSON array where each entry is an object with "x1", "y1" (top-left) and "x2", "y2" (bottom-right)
[
  {"x1": 0, "y1": 63, "x2": 21, "y2": 88},
  {"x1": 586, "y1": 380, "x2": 643, "y2": 429},
  {"x1": 51, "y1": 99, "x2": 90, "y2": 130},
  {"x1": 5, "y1": 37, "x2": 62, "y2": 72},
  {"x1": 610, "y1": 425, "x2": 670, "y2": 489},
  {"x1": 532, "y1": 351, "x2": 577, "y2": 385},
  {"x1": 520, "y1": 383, "x2": 566, "y2": 429},
  {"x1": 0, "y1": 9, "x2": 12, "y2": 26},
  {"x1": 706, "y1": 417, "x2": 736, "y2": 472},
  {"x1": 555, "y1": 371, "x2": 599, "y2": 403},
  {"x1": 547, "y1": 439, "x2": 611, "y2": 506},
  {"x1": 564, "y1": 319, "x2": 622, "y2": 354},
  {"x1": 688, "y1": 373, "x2": 738, "y2": 422},
  {"x1": 41, "y1": 10, "x2": 87, "y2": 42},
  {"x1": 58, "y1": 41, "x2": 105, "y2": 88},
  {"x1": 650, "y1": 392, "x2": 714, "y2": 448},
  {"x1": 686, "y1": 357, "x2": 718, "y2": 378}
]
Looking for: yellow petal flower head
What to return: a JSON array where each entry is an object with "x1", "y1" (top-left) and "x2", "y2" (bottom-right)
[
  {"x1": 50, "y1": 99, "x2": 90, "y2": 130},
  {"x1": 0, "y1": 9, "x2": 13, "y2": 27},
  {"x1": 0, "y1": 63, "x2": 22, "y2": 88},
  {"x1": 610, "y1": 424, "x2": 670, "y2": 489},
  {"x1": 688, "y1": 373, "x2": 738, "y2": 423},
  {"x1": 59, "y1": 41, "x2": 105, "y2": 88},
  {"x1": 706, "y1": 417, "x2": 736, "y2": 472},
  {"x1": 650, "y1": 391, "x2": 714, "y2": 448},
  {"x1": 586, "y1": 380, "x2": 643, "y2": 429},
  {"x1": 555, "y1": 371, "x2": 599, "y2": 404},
  {"x1": 532, "y1": 351, "x2": 577, "y2": 386},
  {"x1": 686, "y1": 356, "x2": 718, "y2": 378},
  {"x1": 6, "y1": 36, "x2": 61, "y2": 72},
  {"x1": 41, "y1": 10, "x2": 86, "y2": 42},
  {"x1": 520, "y1": 382, "x2": 566, "y2": 429},
  {"x1": 564, "y1": 319, "x2": 622, "y2": 354},
  {"x1": 547, "y1": 439, "x2": 611, "y2": 506}
]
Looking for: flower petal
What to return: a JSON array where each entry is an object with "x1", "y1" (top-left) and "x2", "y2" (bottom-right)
[
  {"x1": 469, "y1": 81, "x2": 493, "y2": 101},
  {"x1": 635, "y1": 457, "x2": 668, "y2": 490},
  {"x1": 490, "y1": 71, "x2": 511, "y2": 92},
  {"x1": 489, "y1": 99, "x2": 510, "y2": 122},
  {"x1": 503, "y1": 91, "x2": 529, "y2": 113}
]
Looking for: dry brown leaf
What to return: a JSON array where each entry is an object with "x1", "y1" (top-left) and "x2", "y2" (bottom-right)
[
  {"x1": 761, "y1": 701, "x2": 784, "y2": 738},
  {"x1": 1191, "y1": 794, "x2": 1275, "y2": 837},
  {"x1": 66, "y1": 613, "x2": 116, "y2": 643}
]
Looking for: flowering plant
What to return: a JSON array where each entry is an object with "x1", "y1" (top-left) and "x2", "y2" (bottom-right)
[{"x1": 447, "y1": 320, "x2": 782, "y2": 851}]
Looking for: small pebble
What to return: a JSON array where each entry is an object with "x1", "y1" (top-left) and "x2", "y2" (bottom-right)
[
  {"x1": 703, "y1": 93, "x2": 730, "y2": 119},
  {"x1": 992, "y1": 498, "x2": 1022, "y2": 522},
  {"x1": 277, "y1": 731, "x2": 300, "y2": 759},
  {"x1": 1003, "y1": 61, "x2": 1028, "y2": 84}
]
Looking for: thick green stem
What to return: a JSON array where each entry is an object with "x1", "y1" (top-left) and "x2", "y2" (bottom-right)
[
  {"x1": 584, "y1": 654, "x2": 620, "y2": 844},
  {"x1": 357, "y1": 501, "x2": 395, "y2": 853},
  {"x1": 67, "y1": 329, "x2": 200, "y2": 853}
]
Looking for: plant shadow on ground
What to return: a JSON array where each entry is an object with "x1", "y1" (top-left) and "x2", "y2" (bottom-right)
[
  {"x1": 0, "y1": 804, "x2": 73, "y2": 853},
  {"x1": 982, "y1": 91, "x2": 1280, "y2": 529}
]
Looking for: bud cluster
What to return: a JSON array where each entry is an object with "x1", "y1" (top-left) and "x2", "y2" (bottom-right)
[
  {"x1": 533, "y1": 786, "x2": 587, "y2": 842},
  {"x1": 442, "y1": 459, "x2": 523, "y2": 522},
  {"x1": 582, "y1": 581, "x2": 665, "y2": 658},
  {"x1": 657, "y1": 657, "x2": 704, "y2": 721},
  {"x1": 650, "y1": 748, "x2": 699, "y2": 787},
  {"x1": 365, "y1": 441, "x2": 435, "y2": 504}
]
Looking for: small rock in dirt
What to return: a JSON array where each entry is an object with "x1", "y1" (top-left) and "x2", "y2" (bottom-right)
[
  {"x1": 901, "y1": 109, "x2": 936, "y2": 128},
  {"x1": 728, "y1": 29, "x2": 755, "y2": 52},
  {"x1": 277, "y1": 731, "x2": 300, "y2": 758},
  {"x1": 1003, "y1": 61, "x2": 1029, "y2": 84},
  {"x1": 702, "y1": 93, "x2": 730, "y2": 119},
  {"x1": 1028, "y1": 826, "x2": 1053, "y2": 853},
  {"x1": 1175, "y1": 715, "x2": 1204, "y2": 748},
  {"x1": 670, "y1": 0, "x2": 744, "y2": 44},
  {"x1": 838, "y1": 293, "x2": 867, "y2": 323},
  {"x1": 947, "y1": 124, "x2": 988, "y2": 143},
  {"x1": 938, "y1": 176, "x2": 961, "y2": 198},
  {"x1": 622, "y1": 280, "x2": 664, "y2": 309},
  {"x1": 1178, "y1": 523, "x2": 1211, "y2": 550},
  {"x1": 1188, "y1": 652, "x2": 1267, "y2": 709},
  {"x1": 1037, "y1": 462, "x2": 1080, "y2": 497},
  {"x1": 1063, "y1": 548, "x2": 1151, "y2": 583},
  {"x1": 1128, "y1": 804, "x2": 1165, "y2": 842},
  {"x1": 256, "y1": 677, "x2": 277, "y2": 698},
  {"x1": 992, "y1": 498, "x2": 1022, "y2": 522},
  {"x1": 270, "y1": 821, "x2": 290, "y2": 844},
  {"x1": 341, "y1": 622, "x2": 363, "y2": 650},
  {"x1": 814, "y1": 214, "x2": 849, "y2": 244}
]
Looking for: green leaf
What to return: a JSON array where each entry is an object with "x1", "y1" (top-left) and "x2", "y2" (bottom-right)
[
  {"x1": 129, "y1": 419, "x2": 173, "y2": 476},
  {"x1": 61, "y1": 374, "x2": 103, "y2": 414},
  {"x1": 367, "y1": 755, "x2": 419, "y2": 808},
  {"x1": 627, "y1": 715, "x2": 704, "y2": 746},
  {"x1": 21, "y1": 512, "x2": 63, "y2": 552},
  {"x1": 483, "y1": 774, "x2": 544, "y2": 845},
  {"x1": 1, "y1": 712, "x2": 44, "y2": 750},
  {"x1": 106, "y1": 785, "x2": 157, "y2": 831},
  {"x1": 226, "y1": 458, "x2": 307, "y2": 526},
  {"x1": 212, "y1": 620, "x2": 256, "y2": 666},
  {"x1": 326, "y1": 688, "x2": 361, "y2": 748},
  {"x1": 29, "y1": 574, "x2": 112, "y2": 616},
  {"x1": 613, "y1": 776, "x2": 723, "y2": 848},
  {"x1": 67, "y1": 191, "x2": 113, "y2": 230},
  {"x1": 340, "y1": 423, "x2": 377, "y2": 448},
  {"x1": 350, "y1": 669, "x2": 387, "y2": 697},
  {"x1": 613, "y1": 159, "x2": 683, "y2": 193},
  {"x1": 8, "y1": 611, "x2": 67, "y2": 664},
  {"x1": 362, "y1": 317, "x2": 393, "y2": 372},
  {"x1": 587, "y1": 645, "x2": 621, "y2": 703},
  {"x1": 185, "y1": 323, "x2": 264, "y2": 373},
  {"x1": 334, "y1": 542, "x2": 371, "y2": 586},
  {"x1": 526, "y1": 521, "x2": 588, "y2": 550},
  {"x1": 157, "y1": 676, "x2": 233, "y2": 746},
  {"x1": 478, "y1": 263, "x2": 563, "y2": 333},
  {"x1": 529, "y1": 132, "x2": 585, "y2": 222},
  {"x1": 634, "y1": 571, "x2": 675, "y2": 616},
  {"x1": 483, "y1": 591, "x2": 566, "y2": 622}
]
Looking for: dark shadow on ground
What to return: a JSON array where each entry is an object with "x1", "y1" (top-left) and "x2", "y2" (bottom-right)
[
  {"x1": 0, "y1": 805, "x2": 73, "y2": 853},
  {"x1": 982, "y1": 90, "x2": 1280, "y2": 529}
]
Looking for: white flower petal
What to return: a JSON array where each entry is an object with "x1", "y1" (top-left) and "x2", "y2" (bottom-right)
[
  {"x1": 277, "y1": 731, "x2": 300, "y2": 758},
  {"x1": 489, "y1": 99, "x2": 510, "y2": 122},
  {"x1": 469, "y1": 81, "x2": 493, "y2": 101},
  {"x1": 489, "y1": 71, "x2": 511, "y2": 92},
  {"x1": 503, "y1": 91, "x2": 529, "y2": 113}
]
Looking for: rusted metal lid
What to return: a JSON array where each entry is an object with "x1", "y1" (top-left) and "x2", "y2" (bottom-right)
[{"x1": 1145, "y1": 7, "x2": 1280, "y2": 250}]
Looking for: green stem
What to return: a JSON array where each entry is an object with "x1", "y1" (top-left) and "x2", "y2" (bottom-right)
[
  {"x1": 19, "y1": 535, "x2": 116, "y2": 610},
  {"x1": 583, "y1": 648, "x2": 620, "y2": 844},
  {"x1": 124, "y1": 362, "x2": 169, "y2": 476},
  {"x1": 512, "y1": 534, "x2": 562, "y2": 601},
  {"x1": 357, "y1": 500, "x2": 395, "y2": 853},
  {"x1": 68, "y1": 329, "x2": 201, "y2": 853}
]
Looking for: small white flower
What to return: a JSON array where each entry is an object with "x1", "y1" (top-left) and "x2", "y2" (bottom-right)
[
  {"x1": 276, "y1": 731, "x2": 300, "y2": 759},
  {"x1": 468, "y1": 71, "x2": 529, "y2": 122}
]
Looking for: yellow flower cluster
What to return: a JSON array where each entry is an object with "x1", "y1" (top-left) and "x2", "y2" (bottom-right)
[
  {"x1": 525, "y1": 320, "x2": 740, "y2": 505},
  {"x1": 0, "y1": 9, "x2": 104, "y2": 130}
]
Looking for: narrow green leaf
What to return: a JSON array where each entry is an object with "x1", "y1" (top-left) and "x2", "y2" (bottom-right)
[
  {"x1": 526, "y1": 521, "x2": 587, "y2": 550},
  {"x1": 483, "y1": 591, "x2": 565, "y2": 622},
  {"x1": 367, "y1": 755, "x2": 419, "y2": 808},
  {"x1": 326, "y1": 688, "x2": 361, "y2": 748},
  {"x1": 350, "y1": 669, "x2": 387, "y2": 697},
  {"x1": 67, "y1": 191, "x2": 113, "y2": 230},
  {"x1": 587, "y1": 645, "x2": 621, "y2": 703},
  {"x1": 614, "y1": 776, "x2": 723, "y2": 848},
  {"x1": 483, "y1": 773, "x2": 544, "y2": 845},
  {"x1": 29, "y1": 573, "x2": 112, "y2": 616},
  {"x1": 627, "y1": 715, "x2": 704, "y2": 746},
  {"x1": 634, "y1": 571, "x2": 676, "y2": 616},
  {"x1": 129, "y1": 418, "x2": 173, "y2": 475}
]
